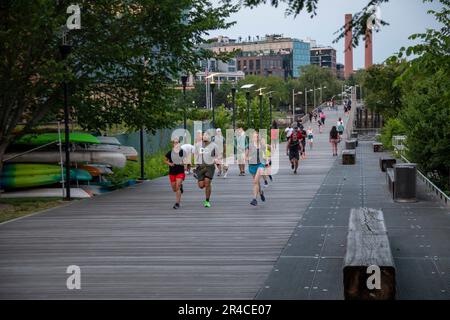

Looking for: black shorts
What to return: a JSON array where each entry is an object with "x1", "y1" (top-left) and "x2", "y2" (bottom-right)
[{"x1": 289, "y1": 150, "x2": 300, "y2": 160}]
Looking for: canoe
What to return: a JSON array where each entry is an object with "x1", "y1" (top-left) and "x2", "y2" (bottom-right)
[
  {"x1": 14, "y1": 132, "x2": 100, "y2": 145},
  {"x1": 1, "y1": 164, "x2": 62, "y2": 177},
  {"x1": 82, "y1": 144, "x2": 138, "y2": 161},
  {"x1": 0, "y1": 169, "x2": 91, "y2": 189},
  {"x1": 4, "y1": 151, "x2": 127, "y2": 168},
  {"x1": 79, "y1": 165, "x2": 113, "y2": 176},
  {"x1": 97, "y1": 136, "x2": 121, "y2": 145}
]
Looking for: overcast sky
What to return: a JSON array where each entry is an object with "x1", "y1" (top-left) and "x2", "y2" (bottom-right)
[{"x1": 208, "y1": 0, "x2": 444, "y2": 69}]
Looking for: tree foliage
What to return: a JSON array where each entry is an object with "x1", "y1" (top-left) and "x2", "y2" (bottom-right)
[{"x1": 0, "y1": 0, "x2": 237, "y2": 168}]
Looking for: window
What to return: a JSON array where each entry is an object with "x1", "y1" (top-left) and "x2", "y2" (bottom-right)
[
  {"x1": 256, "y1": 59, "x2": 261, "y2": 70},
  {"x1": 249, "y1": 60, "x2": 254, "y2": 70}
]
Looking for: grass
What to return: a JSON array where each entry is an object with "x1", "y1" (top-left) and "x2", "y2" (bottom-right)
[
  {"x1": 0, "y1": 197, "x2": 66, "y2": 223},
  {"x1": 109, "y1": 149, "x2": 169, "y2": 187}
]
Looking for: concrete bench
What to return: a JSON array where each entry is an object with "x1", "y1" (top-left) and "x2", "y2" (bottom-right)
[
  {"x1": 393, "y1": 164, "x2": 417, "y2": 202},
  {"x1": 342, "y1": 150, "x2": 356, "y2": 165},
  {"x1": 373, "y1": 142, "x2": 383, "y2": 152},
  {"x1": 379, "y1": 157, "x2": 396, "y2": 172},
  {"x1": 343, "y1": 208, "x2": 396, "y2": 300},
  {"x1": 345, "y1": 139, "x2": 357, "y2": 150}
]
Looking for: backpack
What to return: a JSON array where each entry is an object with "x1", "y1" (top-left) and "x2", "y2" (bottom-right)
[{"x1": 337, "y1": 123, "x2": 344, "y2": 132}]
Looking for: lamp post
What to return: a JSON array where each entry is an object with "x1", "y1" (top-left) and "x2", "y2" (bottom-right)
[
  {"x1": 140, "y1": 127, "x2": 145, "y2": 180},
  {"x1": 320, "y1": 86, "x2": 327, "y2": 105},
  {"x1": 304, "y1": 88, "x2": 313, "y2": 114},
  {"x1": 231, "y1": 84, "x2": 237, "y2": 130},
  {"x1": 59, "y1": 34, "x2": 72, "y2": 201},
  {"x1": 267, "y1": 91, "x2": 275, "y2": 126},
  {"x1": 292, "y1": 90, "x2": 303, "y2": 121},
  {"x1": 241, "y1": 84, "x2": 255, "y2": 129},
  {"x1": 210, "y1": 80, "x2": 216, "y2": 129},
  {"x1": 181, "y1": 75, "x2": 188, "y2": 130}
]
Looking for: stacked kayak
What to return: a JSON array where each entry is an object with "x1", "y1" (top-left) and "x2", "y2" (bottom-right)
[
  {"x1": 0, "y1": 164, "x2": 92, "y2": 189},
  {"x1": 1, "y1": 132, "x2": 138, "y2": 193}
]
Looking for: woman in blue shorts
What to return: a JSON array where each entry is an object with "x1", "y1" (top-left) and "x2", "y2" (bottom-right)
[{"x1": 246, "y1": 131, "x2": 266, "y2": 206}]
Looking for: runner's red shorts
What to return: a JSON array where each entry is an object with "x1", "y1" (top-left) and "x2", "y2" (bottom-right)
[{"x1": 169, "y1": 173, "x2": 185, "y2": 183}]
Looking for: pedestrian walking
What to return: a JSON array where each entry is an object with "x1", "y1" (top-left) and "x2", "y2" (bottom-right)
[
  {"x1": 337, "y1": 117, "x2": 345, "y2": 137},
  {"x1": 307, "y1": 127, "x2": 314, "y2": 150},
  {"x1": 236, "y1": 127, "x2": 247, "y2": 176},
  {"x1": 329, "y1": 126, "x2": 340, "y2": 156}
]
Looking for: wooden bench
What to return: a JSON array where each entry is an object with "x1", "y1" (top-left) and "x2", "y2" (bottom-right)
[
  {"x1": 342, "y1": 150, "x2": 356, "y2": 165},
  {"x1": 379, "y1": 157, "x2": 396, "y2": 172},
  {"x1": 345, "y1": 139, "x2": 357, "y2": 150},
  {"x1": 373, "y1": 142, "x2": 383, "y2": 152},
  {"x1": 386, "y1": 168, "x2": 395, "y2": 197},
  {"x1": 343, "y1": 208, "x2": 396, "y2": 300}
]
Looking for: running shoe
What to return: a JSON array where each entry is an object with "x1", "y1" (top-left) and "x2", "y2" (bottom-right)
[
  {"x1": 269, "y1": 175, "x2": 273, "y2": 182},
  {"x1": 223, "y1": 171, "x2": 228, "y2": 178},
  {"x1": 203, "y1": 200, "x2": 211, "y2": 208},
  {"x1": 291, "y1": 163, "x2": 294, "y2": 170},
  {"x1": 260, "y1": 192, "x2": 266, "y2": 202},
  {"x1": 264, "y1": 180, "x2": 268, "y2": 187},
  {"x1": 294, "y1": 170, "x2": 297, "y2": 174},
  {"x1": 250, "y1": 199, "x2": 258, "y2": 206},
  {"x1": 173, "y1": 203, "x2": 180, "y2": 209}
]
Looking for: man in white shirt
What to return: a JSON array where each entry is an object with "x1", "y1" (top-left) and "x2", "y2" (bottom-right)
[
  {"x1": 181, "y1": 143, "x2": 195, "y2": 174},
  {"x1": 285, "y1": 125, "x2": 293, "y2": 140}
]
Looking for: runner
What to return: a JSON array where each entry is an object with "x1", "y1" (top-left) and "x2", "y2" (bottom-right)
[
  {"x1": 313, "y1": 111, "x2": 318, "y2": 122},
  {"x1": 286, "y1": 127, "x2": 302, "y2": 174},
  {"x1": 307, "y1": 127, "x2": 314, "y2": 150},
  {"x1": 194, "y1": 131, "x2": 217, "y2": 208},
  {"x1": 247, "y1": 131, "x2": 267, "y2": 206},
  {"x1": 308, "y1": 111, "x2": 313, "y2": 123},
  {"x1": 181, "y1": 143, "x2": 195, "y2": 175},
  {"x1": 284, "y1": 124, "x2": 293, "y2": 141},
  {"x1": 300, "y1": 126, "x2": 307, "y2": 160},
  {"x1": 213, "y1": 128, "x2": 228, "y2": 178},
  {"x1": 236, "y1": 127, "x2": 247, "y2": 176},
  {"x1": 164, "y1": 137, "x2": 185, "y2": 209}
]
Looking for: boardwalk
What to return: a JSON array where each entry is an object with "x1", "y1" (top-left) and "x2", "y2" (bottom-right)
[
  {"x1": 1, "y1": 105, "x2": 449, "y2": 299},
  {"x1": 0, "y1": 110, "x2": 342, "y2": 299}
]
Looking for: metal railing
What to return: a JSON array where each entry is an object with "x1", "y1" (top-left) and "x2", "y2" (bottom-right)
[{"x1": 400, "y1": 154, "x2": 449, "y2": 206}]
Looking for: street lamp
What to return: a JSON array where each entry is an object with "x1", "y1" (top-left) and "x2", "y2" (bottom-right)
[
  {"x1": 267, "y1": 91, "x2": 275, "y2": 126},
  {"x1": 181, "y1": 75, "x2": 188, "y2": 130},
  {"x1": 241, "y1": 84, "x2": 255, "y2": 129},
  {"x1": 59, "y1": 32, "x2": 72, "y2": 201},
  {"x1": 256, "y1": 87, "x2": 266, "y2": 130},
  {"x1": 319, "y1": 86, "x2": 327, "y2": 105},
  {"x1": 210, "y1": 79, "x2": 216, "y2": 128},
  {"x1": 304, "y1": 88, "x2": 313, "y2": 114},
  {"x1": 231, "y1": 84, "x2": 237, "y2": 130},
  {"x1": 292, "y1": 90, "x2": 303, "y2": 121}
]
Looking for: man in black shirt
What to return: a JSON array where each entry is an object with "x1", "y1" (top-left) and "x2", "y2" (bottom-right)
[{"x1": 164, "y1": 137, "x2": 185, "y2": 209}]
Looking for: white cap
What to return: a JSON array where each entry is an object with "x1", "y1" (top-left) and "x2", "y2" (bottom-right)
[{"x1": 216, "y1": 128, "x2": 221, "y2": 132}]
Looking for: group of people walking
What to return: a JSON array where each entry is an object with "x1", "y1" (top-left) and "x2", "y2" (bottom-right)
[{"x1": 164, "y1": 105, "x2": 348, "y2": 210}]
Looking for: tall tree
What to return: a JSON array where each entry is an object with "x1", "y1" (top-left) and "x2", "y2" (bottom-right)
[{"x1": 0, "y1": 0, "x2": 237, "y2": 171}]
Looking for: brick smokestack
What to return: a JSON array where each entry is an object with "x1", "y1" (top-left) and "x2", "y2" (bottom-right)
[
  {"x1": 344, "y1": 14, "x2": 354, "y2": 79},
  {"x1": 365, "y1": 28, "x2": 373, "y2": 69}
]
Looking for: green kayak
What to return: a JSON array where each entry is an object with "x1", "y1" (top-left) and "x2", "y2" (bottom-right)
[
  {"x1": 14, "y1": 132, "x2": 100, "y2": 145},
  {"x1": 1, "y1": 164, "x2": 62, "y2": 177},
  {"x1": 0, "y1": 168, "x2": 92, "y2": 189}
]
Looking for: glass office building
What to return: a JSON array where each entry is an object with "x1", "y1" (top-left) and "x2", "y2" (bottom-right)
[{"x1": 292, "y1": 40, "x2": 311, "y2": 78}]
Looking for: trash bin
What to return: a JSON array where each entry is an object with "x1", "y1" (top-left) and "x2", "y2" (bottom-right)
[{"x1": 394, "y1": 164, "x2": 417, "y2": 202}]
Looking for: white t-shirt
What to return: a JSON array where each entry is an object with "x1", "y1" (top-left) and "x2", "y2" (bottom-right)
[
  {"x1": 181, "y1": 144, "x2": 195, "y2": 154},
  {"x1": 285, "y1": 127, "x2": 293, "y2": 138}
]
